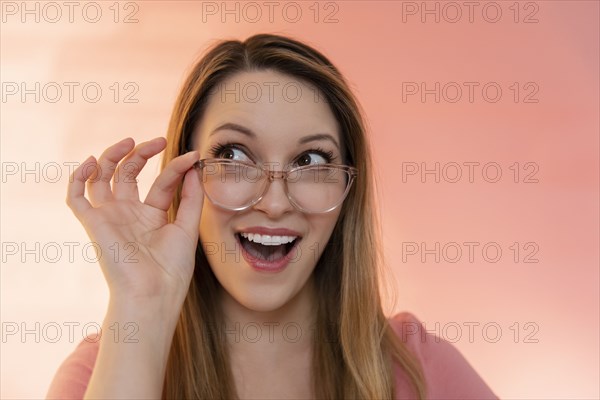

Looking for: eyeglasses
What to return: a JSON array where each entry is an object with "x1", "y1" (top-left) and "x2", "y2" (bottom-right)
[{"x1": 193, "y1": 159, "x2": 358, "y2": 214}]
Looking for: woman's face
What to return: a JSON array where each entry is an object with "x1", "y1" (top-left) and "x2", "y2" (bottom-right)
[{"x1": 191, "y1": 69, "x2": 344, "y2": 312}]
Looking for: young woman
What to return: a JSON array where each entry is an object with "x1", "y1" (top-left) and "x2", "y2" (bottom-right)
[{"x1": 47, "y1": 33, "x2": 499, "y2": 399}]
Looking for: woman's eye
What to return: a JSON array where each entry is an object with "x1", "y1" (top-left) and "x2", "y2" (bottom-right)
[
  {"x1": 215, "y1": 145, "x2": 251, "y2": 162},
  {"x1": 296, "y1": 152, "x2": 329, "y2": 166}
]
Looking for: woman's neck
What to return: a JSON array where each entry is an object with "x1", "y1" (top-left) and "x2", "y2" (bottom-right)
[{"x1": 218, "y1": 276, "x2": 317, "y2": 357}]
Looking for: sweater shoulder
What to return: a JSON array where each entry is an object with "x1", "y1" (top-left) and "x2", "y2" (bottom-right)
[{"x1": 387, "y1": 311, "x2": 500, "y2": 400}]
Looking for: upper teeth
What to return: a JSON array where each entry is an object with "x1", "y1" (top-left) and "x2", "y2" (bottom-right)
[{"x1": 240, "y1": 232, "x2": 298, "y2": 246}]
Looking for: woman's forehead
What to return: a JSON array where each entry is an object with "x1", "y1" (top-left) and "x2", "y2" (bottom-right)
[{"x1": 193, "y1": 70, "x2": 341, "y2": 147}]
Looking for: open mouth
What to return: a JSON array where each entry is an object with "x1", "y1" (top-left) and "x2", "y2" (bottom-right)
[{"x1": 235, "y1": 232, "x2": 301, "y2": 262}]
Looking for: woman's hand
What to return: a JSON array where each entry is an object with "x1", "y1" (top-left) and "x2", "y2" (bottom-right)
[{"x1": 66, "y1": 137, "x2": 203, "y2": 305}]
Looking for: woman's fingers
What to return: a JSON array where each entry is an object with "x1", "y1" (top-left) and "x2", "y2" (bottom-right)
[
  {"x1": 113, "y1": 137, "x2": 167, "y2": 201},
  {"x1": 174, "y1": 166, "x2": 204, "y2": 239},
  {"x1": 87, "y1": 138, "x2": 135, "y2": 206},
  {"x1": 143, "y1": 151, "x2": 200, "y2": 212},
  {"x1": 66, "y1": 155, "x2": 96, "y2": 218},
  {"x1": 68, "y1": 138, "x2": 200, "y2": 240}
]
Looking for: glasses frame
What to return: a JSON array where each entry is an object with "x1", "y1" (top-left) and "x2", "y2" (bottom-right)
[{"x1": 193, "y1": 158, "x2": 359, "y2": 214}]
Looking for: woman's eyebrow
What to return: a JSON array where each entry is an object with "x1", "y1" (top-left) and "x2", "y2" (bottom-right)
[
  {"x1": 299, "y1": 133, "x2": 339, "y2": 150},
  {"x1": 210, "y1": 122, "x2": 340, "y2": 150},
  {"x1": 210, "y1": 122, "x2": 255, "y2": 138}
]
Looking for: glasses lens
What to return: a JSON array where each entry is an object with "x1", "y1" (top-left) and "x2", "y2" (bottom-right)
[
  {"x1": 287, "y1": 165, "x2": 350, "y2": 213},
  {"x1": 201, "y1": 161, "x2": 266, "y2": 209}
]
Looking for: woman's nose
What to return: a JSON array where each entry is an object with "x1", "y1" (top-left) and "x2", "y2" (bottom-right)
[{"x1": 252, "y1": 174, "x2": 295, "y2": 217}]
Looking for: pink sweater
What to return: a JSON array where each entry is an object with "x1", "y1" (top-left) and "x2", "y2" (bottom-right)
[{"x1": 46, "y1": 312, "x2": 499, "y2": 399}]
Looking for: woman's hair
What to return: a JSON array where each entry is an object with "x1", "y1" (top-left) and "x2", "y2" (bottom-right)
[{"x1": 159, "y1": 33, "x2": 426, "y2": 399}]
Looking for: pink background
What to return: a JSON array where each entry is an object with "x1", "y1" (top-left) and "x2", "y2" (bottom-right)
[{"x1": 1, "y1": 1, "x2": 598, "y2": 398}]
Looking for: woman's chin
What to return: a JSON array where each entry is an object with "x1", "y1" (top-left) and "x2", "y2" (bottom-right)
[
  {"x1": 233, "y1": 290, "x2": 291, "y2": 313},
  {"x1": 215, "y1": 266, "x2": 316, "y2": 315}
]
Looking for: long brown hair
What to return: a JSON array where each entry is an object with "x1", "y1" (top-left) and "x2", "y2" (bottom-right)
[{"x1": 160, "y1": 33, "x2": 426, "y2": 399}]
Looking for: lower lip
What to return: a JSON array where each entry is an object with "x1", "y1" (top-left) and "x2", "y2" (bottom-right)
[{"x1": 236, "y1": 234, "x2": 300, "y2": 273}]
